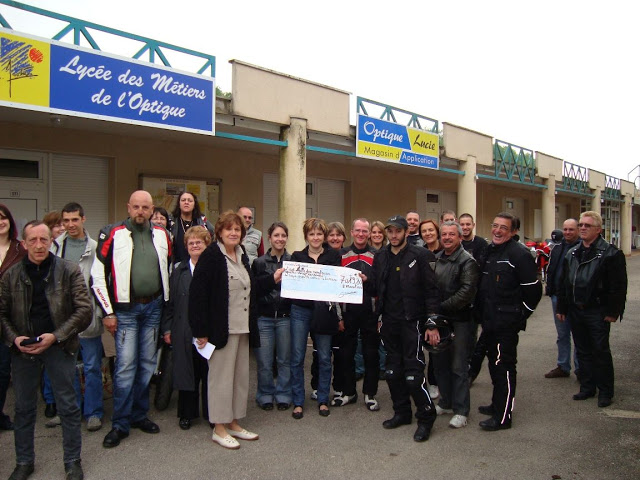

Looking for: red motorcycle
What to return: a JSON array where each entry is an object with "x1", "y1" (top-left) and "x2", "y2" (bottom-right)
[{"x1": 525, "y1": 239, "x2": 552, "y2": 283}]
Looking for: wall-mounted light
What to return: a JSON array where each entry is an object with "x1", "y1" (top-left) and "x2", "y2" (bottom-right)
[{"x1": 50, "y1": 114, "x2": 65, "y2": 127}]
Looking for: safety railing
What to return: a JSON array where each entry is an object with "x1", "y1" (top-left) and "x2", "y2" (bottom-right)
[
  {"x1": 490, "y1": 140, "x2": 537, "y2": 185},
  {"x1": 356, "y1": 97, "x2": 439, "y2": 133},
  {"x1": 603, "y1": 175, "x2": 621, "y2": 201},
  {"x1": 560, "y1": 161, "x2": 590, "y2": 195},
  {"x1": 0, "y1": 0, "x2": 215, "y2": 76}
]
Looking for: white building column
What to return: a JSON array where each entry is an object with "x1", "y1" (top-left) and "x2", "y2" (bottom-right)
[
  {"x1": 592, "y1": 189, "x2": 602, "y2": 214},
  {"x1": 621, "y1": 194, "x2": 632, "y2": 255},
  {"x1": 457, "y1": 155, "x2": 477, "y2": 220},
  {"x1": 542, "y1": 174, "x2": 556, "y2": 239},
  {"x1": 279, "y1": 117, "x2": 307, "y2": 251}
]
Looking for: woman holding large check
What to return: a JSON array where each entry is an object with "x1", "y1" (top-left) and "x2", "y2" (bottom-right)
[{"x1": 289, "y1": 218, "x2": 341, "y2": 419}]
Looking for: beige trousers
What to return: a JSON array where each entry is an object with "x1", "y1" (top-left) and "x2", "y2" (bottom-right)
[{"x1": 207, "y1": 333, "x2": 249, "y2": 424}]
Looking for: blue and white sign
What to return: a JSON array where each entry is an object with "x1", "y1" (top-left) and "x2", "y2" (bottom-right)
[
  {"x1": 356, "y1": 114, "x2": 439, "y2": 170},
  {"x1": 281, "y1": 261, "x2": 363, "y2": 304},
  {"x1": 0, "y1": 29, "x2": 215, "y2": 135}
]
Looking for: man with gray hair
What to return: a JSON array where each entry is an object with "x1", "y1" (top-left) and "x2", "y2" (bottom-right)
[
  {"x1": 430, "y1": 221, "x2": 479, "y2": 429},
  {"x1": 556, "y1": 211, "x2": 627, "y2": 408}
]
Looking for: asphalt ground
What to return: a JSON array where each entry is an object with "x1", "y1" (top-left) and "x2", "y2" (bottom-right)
[{"x1": 1, "y1": 255, "x2": 639, "y2": 480}]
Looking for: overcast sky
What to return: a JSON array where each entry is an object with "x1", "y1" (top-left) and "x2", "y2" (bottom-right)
[{"x1": 6, "y1": 0, "x2": 640, "y2": 184}]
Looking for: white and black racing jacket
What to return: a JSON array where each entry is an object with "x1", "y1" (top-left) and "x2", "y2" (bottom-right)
[{"x1": 90, "y1": 220, "x2": 171, "y2": 315}]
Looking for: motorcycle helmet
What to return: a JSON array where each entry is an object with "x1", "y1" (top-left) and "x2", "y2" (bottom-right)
[
  {"x1": 551, "y1": 229, "x2": 563, "y2": 243},
  {"x1": 421, "y1": 314, "x2": 455, "y2": 353}
]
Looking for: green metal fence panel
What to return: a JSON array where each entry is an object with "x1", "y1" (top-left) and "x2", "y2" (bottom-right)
[
  {"x1": 492, "y1": 139, "x2": 537, "y2": 185},
  {"x1": 561, "y1": 161, "x2": 590, "y2": 195},
  {"x1": 0, "y1": 0, "x2": 215, "y2": 76},
  {"x1": 356, "y1": 96, "x2": 439, "y2": 133},
  {"x1": 603, "y1": 175, "x2": 621, "y2": 201}
]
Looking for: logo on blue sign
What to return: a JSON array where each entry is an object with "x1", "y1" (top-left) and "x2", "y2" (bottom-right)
[{"x1": 357, "y1": 115, "x2": 410, "y2": 149}]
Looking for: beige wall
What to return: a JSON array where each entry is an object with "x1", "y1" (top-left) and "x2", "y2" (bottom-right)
[
  {"x1": 231, "y1": 60, "x2": 350, "y2": 136},
  {"x1": 476, "y1": 183, "x2": 543, "y2": 240},
  {"x1": 0, "y1": 121, "x2": 277, "y2": 230},
  {"x1": 536, "y1": 152, "x2": 563, "y2": 180},
  {"x1": 442, "y1": 123, "x2": 493, "y2": 167},
  {"x1": 0, "y1": 120, "x2": 593, "y2": 247}
]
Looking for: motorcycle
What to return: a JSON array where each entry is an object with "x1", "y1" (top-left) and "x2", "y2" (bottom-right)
[{"x1": 525, "y1": 239, "x2": 552, "y2": 283}]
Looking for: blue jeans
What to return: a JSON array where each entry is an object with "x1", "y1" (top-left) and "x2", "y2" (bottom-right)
[
  {"x1": 76, "y1": 336, "x2": 104, "y2": 419},
  {"x1": 112, "y1": 297, "x2": 162, "y2": 432},
  {"x1": 552, "y1": 296, "x2": 579, "y2": 373},
  {"x1": 432, "y1": 320, "x2": 475, "y2": 416},
  {"x1": 255, "y1": 315, "x2": 292, "y2": 405},
  {"x1": 290, "y1": 305, "x2": 312, "y2": 407},
  {"x1": 12, "y1": 346, "x2": 81, "y2": 465},
  {"x1": 314, "y1": 333, "x2": 333, "y2": 405},
  {"x1": 42, "y1": 369, "x2": 55, "y2": 404}
]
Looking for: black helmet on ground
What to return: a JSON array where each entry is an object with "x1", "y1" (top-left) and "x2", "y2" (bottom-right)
[{"x1": 420, "y1": 314, "x2": 455, "y2": 353}]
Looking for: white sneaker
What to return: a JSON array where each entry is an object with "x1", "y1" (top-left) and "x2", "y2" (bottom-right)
[
  {"x1": 331, "y1": 392, "x2": 357, "y2": 406},
  {"x1": 449, "y1": 414, "x2": 468, "y2": 428},
  {"x1": 364, "y1": 394, "x2": 380, "y2": 411},
  {"x1": 428, "y1": 385, "x2": 440, "y2": 400},
  {"x1": 435, "y1": 405, "x2": 453, "y2": 415},
  {"x1": 310, "y1": 389, "x2": 318, "y2": 400}
]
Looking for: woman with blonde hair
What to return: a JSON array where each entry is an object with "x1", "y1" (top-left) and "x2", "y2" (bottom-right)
[{"x1": 369, "y1": 220, "x2": 387, "y2": 251}]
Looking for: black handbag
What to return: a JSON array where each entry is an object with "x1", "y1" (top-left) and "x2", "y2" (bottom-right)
[{"x1": 310, "y1": 301, "x2": 340, "y2": 335}]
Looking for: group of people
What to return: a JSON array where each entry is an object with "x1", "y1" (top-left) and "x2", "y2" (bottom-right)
[{"x1": 0, "y1": 190, "x2": 628, "y2": 479}]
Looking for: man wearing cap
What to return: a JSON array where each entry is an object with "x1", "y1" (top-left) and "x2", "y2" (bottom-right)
[{"x1": 364, "y1": 215, "x2": 440, "y2": 442}]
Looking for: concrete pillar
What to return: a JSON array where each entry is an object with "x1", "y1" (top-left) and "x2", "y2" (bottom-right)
[
  {"x1": 592, "y1": 189, "x2": 602, "y2": 214},
  {"x1": 457, "y1": 155, "x2": 477, "y2": 220},
  {"x1": 542, "y1": 175, "x2": 556, "y2": 239},
  {"x1": 621, "y1": 194, "x2": 632, "y2": 255},
  {"x1": 279, "y1": 117, "x2": 307, "y2": 251}
]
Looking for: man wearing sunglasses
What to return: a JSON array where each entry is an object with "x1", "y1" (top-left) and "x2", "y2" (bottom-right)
[
  {"x1": 556, "y1": 211, "x2": 627, "y2": 408},
  {"x1": 476, "y1": 212, "x2": 541, "y2": 431}
]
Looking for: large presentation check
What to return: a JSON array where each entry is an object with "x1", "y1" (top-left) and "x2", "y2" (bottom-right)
[{"x1": 280, "y1": 261, "x2": 363, "y2": 304}]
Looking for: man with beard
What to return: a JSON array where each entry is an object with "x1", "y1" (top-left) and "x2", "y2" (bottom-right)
[
  {"x1": 91, "y1": 190, "x2": 172, "y2": 448},
  {"x1": 364, "y1": 215, "x2": 440, "y2": 442}
]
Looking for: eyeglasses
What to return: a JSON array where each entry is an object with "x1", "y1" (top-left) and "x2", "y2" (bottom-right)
[
  {"x1": 578, "y1": 223, "x2": 597, "y2": 229},
  {"x1": 242, "y1": 215, "x2": 253, "y2": 220},
  {"x1": 490, "y1": 223, "x2": 510, "y2": 232},
  {"x1": 187, "y1": 240, "x2": 205, "y2": 247}
]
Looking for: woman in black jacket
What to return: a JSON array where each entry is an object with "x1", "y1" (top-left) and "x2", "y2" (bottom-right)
[
  {"x1": 189, "y1": 211, "x2": 260, "y2": 450},
  {"x1": 252, "y1": 222, "x2": 292, "y2": 411},
  {"x1": 289, "y1": 218, "x2": 341, "y2": 419},
  {"x1": 162, "y1": 226, "x2": 211, "y2": 430},
  {"x1": 170, "y1": 191, "x2": 214, "y2": 265}
]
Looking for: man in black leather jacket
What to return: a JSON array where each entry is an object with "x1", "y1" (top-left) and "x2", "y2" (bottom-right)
[
  {"x1": 431, "y1": 221, "x2": 479, "y2": 429},
  {"x1": 0, "y1": 221, "x2": 91, "y2": 480},
  {"x1": 543, "y1": 219, "x2": 580, "y2": 379},
  {"x1": 365, "y1": 215, "x2": 440, "y2": 442},
  {"x1": 476, "y1": 213, "x2": 541, "y2": 431},
  {"x1": 556, "y1": 211, "x2": 627, "y2": 408}
]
